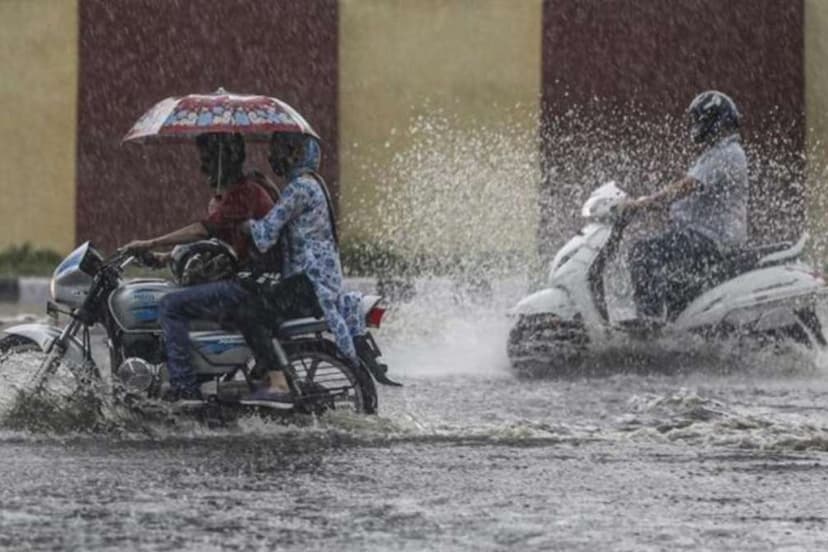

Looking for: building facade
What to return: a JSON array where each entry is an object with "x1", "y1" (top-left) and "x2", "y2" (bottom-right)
[{"x1": 0, "y1": 0, "x2": 821, "y2": 259}]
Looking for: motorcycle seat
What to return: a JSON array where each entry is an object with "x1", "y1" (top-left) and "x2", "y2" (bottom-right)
[
  {"x1": 190, "y1": 320, "x2": 225, "y2": 331},
  {"x1": 278, "y1": 317, "x2": 328, "y2": 338}
]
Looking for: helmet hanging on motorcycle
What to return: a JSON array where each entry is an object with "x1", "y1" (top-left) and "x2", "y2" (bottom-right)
[
  {"x1": 687, "y1": 91, "x2": 741, "y2": 144},
  {"x1": 169, "y1": 239, "x2": 239, "y2": 286}
]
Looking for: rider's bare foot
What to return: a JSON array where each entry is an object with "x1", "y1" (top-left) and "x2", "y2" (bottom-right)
[{"x1": 266, "y1": 370, "x2": 290, "y2": 392}]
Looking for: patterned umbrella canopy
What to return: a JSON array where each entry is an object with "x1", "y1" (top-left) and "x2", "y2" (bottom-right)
[{"x1": 123, "y1": 87, "x2": 319, "y2": 143}]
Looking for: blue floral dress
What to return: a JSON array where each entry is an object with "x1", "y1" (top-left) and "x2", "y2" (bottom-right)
[{"x1": 248, "y1": 138, "x2": 364, "y2": 364}]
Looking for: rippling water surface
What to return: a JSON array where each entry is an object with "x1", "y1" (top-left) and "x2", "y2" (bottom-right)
[{"x1": 2, "y1": 288, "x2": 828, "y2": 551}]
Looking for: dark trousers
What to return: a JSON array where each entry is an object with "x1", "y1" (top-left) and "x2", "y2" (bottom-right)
[
  {"x1": 233, "y1": 273, "x2": 322, "y2": 378},
  {"x1": 628, "y1": 228, "x2": 721, "y2": 318},
  {"x1": 159, "y1": 280, "x2": 248, "y2": 392},
  {"x1": 158, "y1": 275, "x2": 321, "y2": 391}
]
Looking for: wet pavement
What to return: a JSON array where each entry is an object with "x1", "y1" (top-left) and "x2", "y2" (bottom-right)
[{"x1": 2, "y1": 295, "x2": 828, "y2": 551}]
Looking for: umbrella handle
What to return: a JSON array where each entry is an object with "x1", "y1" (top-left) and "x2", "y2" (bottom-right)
[{"x1": 216, "y1": 140, "x2": 223, "y2": 195}]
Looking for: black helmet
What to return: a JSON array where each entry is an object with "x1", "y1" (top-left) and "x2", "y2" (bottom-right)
[
  {"x1": 687, "y1": 91, "x2": 741, "y2": 144},
  {"x1": 169, "y1": 239, "x2": 238, "y2": 286}
]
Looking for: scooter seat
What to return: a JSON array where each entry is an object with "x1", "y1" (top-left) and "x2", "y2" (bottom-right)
[
  {"x1": 750, "y1": 241, "x2": 795, "y2": 258},
  {"x1": 716, "y1": 237, "x2": 803, "y2": 278}
]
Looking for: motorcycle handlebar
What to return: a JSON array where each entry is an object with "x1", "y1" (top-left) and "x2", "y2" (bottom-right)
[{"x1": 103, "y1": 249, "x2": 140, "y2": 272}]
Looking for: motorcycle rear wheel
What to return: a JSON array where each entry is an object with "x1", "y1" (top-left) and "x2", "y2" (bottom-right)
[{"x1": 283, "y1": 338, "x2": 378, "y2": 415}]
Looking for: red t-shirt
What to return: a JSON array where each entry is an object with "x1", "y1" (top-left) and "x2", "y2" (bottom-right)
[{"x1": 202, "y1": 177, "x2": 274, "y2": 261}]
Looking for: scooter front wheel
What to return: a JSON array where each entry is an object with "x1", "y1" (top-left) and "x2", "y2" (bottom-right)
[{"x1": 507, "y1": 314, "x2": 588, "y2": 378}]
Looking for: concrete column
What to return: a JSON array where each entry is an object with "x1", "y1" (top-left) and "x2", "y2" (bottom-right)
[
  {"x1": 806, "y1": 0, "x2": 828, "y2": 263},
  {"x1": 0, "y1": 0, "x2": 78, "y2": 253}
]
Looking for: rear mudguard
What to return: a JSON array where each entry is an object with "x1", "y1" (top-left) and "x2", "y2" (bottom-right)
[
  {"x1": 354, "y1": 333, "x2": 401, "y2": 386},
  {"x1": 2, "y1": 323, "x2": 88, "y2": 366},
  {"x1": 676, "y1": 264, "x2": 828, "y2": 330},
  {"x1": 369, "y1": 366, "x2": 402, "y2": 387}
]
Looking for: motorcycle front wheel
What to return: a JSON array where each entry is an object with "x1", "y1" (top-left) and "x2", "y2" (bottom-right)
[{"x1": 0, "y1": 334, "x2": 100, "y2": 394}]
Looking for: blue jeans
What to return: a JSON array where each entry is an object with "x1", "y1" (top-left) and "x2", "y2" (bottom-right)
[{"x1": 158, "y1": 280, "x2": 248, "y2": 392}]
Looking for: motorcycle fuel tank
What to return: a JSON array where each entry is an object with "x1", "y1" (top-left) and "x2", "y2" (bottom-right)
[{"x1": 108, "y1": 280, "x2": 178, "y2": 331}]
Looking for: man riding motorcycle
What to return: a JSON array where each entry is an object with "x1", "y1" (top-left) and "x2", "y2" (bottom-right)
[
  {"x1": 121, "y1": 132, "x2": 274, "y2": 400},
  {"x1": 239, "y1": 132, "x2": 366, "y2": 400},
  {"x1": 623, "y1": 90, "x2": 748, "y2": 321}
]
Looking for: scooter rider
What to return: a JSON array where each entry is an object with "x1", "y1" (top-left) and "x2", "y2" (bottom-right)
[
  {"x1": 623, "y1": 91, "x2": 748, "y2": 321},
  {"x1": 121, "y1": 132, "x2": 274, "y2": 400},
  {"x1": 239, "y1": 132, "x2": 365, "y2": 400}
]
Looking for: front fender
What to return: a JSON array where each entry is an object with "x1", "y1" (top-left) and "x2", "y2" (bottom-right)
[
  {"x1": 508, "y1": 287, "x2": 579, "y2": 320},
  {"x1": 2, "y1": 323, "x2": 88, "y2": 366}
]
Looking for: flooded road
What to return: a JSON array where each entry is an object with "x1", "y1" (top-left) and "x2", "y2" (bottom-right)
[{"x1": 2, "y1": 291, "x2": 828, "y2": 551}]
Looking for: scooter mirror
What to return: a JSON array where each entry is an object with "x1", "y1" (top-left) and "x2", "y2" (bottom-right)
[{"x1": 581, "y1": 181, "x2": 628, "y2": 219}]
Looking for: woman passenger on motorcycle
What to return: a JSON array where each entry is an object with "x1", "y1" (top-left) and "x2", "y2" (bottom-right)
[
  {"x1": 122, "y1": 132, "x2": 275, "y2": 400},
  {"x1": 241, "y1": 132, "x2": 365, "y2": 399}
]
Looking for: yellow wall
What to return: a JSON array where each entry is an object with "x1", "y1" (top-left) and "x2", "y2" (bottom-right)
[
  {"x1": 0, "y1": 0, "x2": 77, "y2": 253},
  {"x1": 339, "y1": 0, "x2": 542, "y2": 256},
  {"x1": 805, "y1": 0, "x2": 828, "y2": 261}
]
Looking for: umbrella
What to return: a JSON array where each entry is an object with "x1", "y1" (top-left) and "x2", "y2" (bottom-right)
[{"x1": 123, "y1": 87, "x2": 319, "y2": 143}]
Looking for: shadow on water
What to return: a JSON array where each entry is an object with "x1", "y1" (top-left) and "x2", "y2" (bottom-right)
[
  {"x1": 2, "y1": 390, "x2": 108, "y2": 434},
  {"x1": 517, "y1": 330, "x2": 824, "y2": 381}
]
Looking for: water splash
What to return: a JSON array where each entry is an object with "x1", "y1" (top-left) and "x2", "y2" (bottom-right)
[
  {"x1": 537, "y1": 102, "x2": 815, "y2": 263},
  {"x1": 618, "y1": 386, "x2": 828, "y2": 451},
  {"x1": 343, "y1": 110, "x2": 540, "y2": 276},
  {"x1": 2, "y1": 105, "x2": 828, "y2": 451}
]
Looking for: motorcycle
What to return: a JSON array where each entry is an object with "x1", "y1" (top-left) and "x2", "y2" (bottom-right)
[
  {"x1": 0, "y1": 241, "x2": 399, "y2": 416},
  {"x1": 508, "y1": 181, "x2": 828, "y2": 375}
]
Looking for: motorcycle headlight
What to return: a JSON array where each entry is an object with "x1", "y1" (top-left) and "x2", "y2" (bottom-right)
[{"x1": 49, "y1": 276, "x2": 56, "y2": 300}]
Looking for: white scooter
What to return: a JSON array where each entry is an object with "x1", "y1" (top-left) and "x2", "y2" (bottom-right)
[{"x1": 507, "y1": 182, "x2": 828, "y2": 375}]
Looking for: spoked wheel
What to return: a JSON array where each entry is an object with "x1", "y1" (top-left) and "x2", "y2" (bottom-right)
[
  {"x1": 284, "y1": 339, "x2": 377, "y2": 414},
  {"x1": 0, "y1": 334, "x2": 98, "y2": 396}
]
